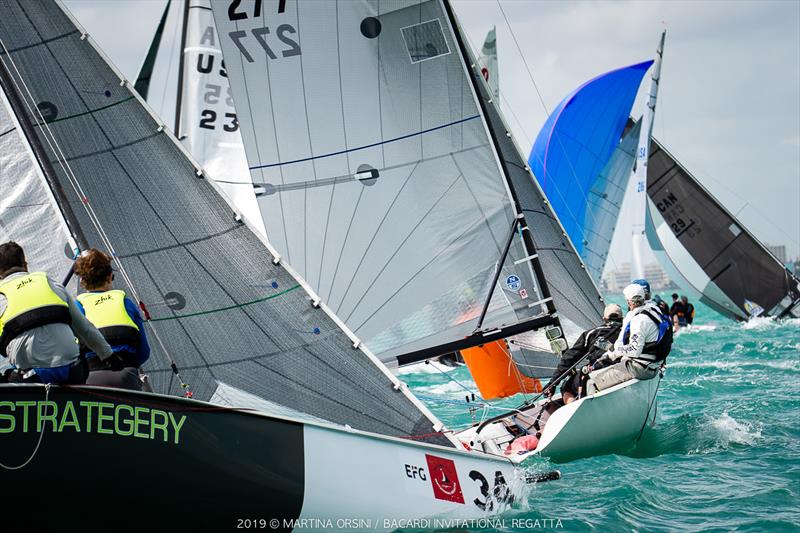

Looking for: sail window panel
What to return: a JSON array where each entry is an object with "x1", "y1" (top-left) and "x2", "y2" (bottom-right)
[
  {"x1": 401, "y1": 19, "x2": 450, "y2": 64},
  {"x1": 0, "y1": 0, "x2": 452, "y2": 445}
]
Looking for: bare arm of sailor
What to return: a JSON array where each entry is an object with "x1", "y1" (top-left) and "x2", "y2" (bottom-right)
[{"x1": 52, "y1": 279, "x2": 113, "y2": 360}]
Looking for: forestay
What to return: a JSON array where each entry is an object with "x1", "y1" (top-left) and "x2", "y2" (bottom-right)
[
  {"x1": 528, "y1": 61, "x2": 652, "y2": 284},
  {"x1": 646, "y1": 139, "x2": 800, "y2": 320},
  {"x1": 0, "y1": 0, "x2": 451, "y2": 446},
  {"x1": 211, "y1": 0, "x2": 559, "y2": 366}
]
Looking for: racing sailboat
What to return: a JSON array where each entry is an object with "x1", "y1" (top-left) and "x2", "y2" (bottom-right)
[
  {"x1": 0, "y1": 1, "x2": 560, "y2": 529},
  {"x1": 211, "y1": 0, "x2": 671, "y2": 464}
]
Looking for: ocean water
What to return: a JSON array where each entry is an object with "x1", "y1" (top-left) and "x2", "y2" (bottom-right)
[{"x1": 402, "y1": 299, "x2": 800, "y2": 531}]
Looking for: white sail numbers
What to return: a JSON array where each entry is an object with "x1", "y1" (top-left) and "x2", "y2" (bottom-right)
[{"x1": 226, "y1": 0, "x2": 301, "y2": 62}]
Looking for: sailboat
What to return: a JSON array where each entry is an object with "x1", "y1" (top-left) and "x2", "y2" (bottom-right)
[
  {"x1": 210, "y1": 0, "x2": 671, "y2": 464},
  {"x1": 530, "y1": 34, "x2": 800, "y2": 321},
  {"x1": 0, "y1": 1, "x2": 563, "y2": 529}
]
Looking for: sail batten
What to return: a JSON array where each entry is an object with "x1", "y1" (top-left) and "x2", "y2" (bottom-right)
[{"x1": 0, "y1": 0, "x2": 452, "y2": 446}]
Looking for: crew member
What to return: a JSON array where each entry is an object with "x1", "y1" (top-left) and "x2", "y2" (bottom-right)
[
  {"x1": 653, "y1": 294, "x2": 670, "y2": 316},
  {"x1": 588, "y1": 283, "x2": 673, "y2": 392},
  {"x1": 670, "y1": 293, "x2": 687, "y2": 327},
  {"x1": 550, "y1": 303, "x2": 623, "y2": 403},
  {"x1": 681, "y1": 296, "x2": 695, "y2": 325},
  {"x1": 0, "y1": 241, "x2": 113, "y2": 384},
  {"x1": 74, "y1": 249, "x2": 150, "y2": 391}
]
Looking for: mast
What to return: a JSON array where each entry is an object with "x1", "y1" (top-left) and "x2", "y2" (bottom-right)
[
  {"x1": 0, "y1": 52, "x2": 89, "y2": 252},
  {"x1": 441, "y1": 0, "x2": 559, "y2": 326},
  {"x1": 631, "y1": 30, "x2": 665, "y2": 280},
  {"x1": 173, "y1": 0, "x2": 189, "y2": 136}
]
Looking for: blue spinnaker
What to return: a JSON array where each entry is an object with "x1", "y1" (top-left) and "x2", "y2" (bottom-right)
[{"x1": 528, "y1": 61, "x2": 652, "y2": 281}]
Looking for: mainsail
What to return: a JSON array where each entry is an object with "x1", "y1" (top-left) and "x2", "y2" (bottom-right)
[
  {"x1": 646, "y1": 139, "x2": 800, "y2": 319},
  {"x1": 211, "y1": 0, "x2": 567, "y2": 369},
  {"x1": 529, "y1": 61, "x2": 652, "y2": 284},
  {"x1": 0, "y1": 0, "x2": 451, "y2": 446}
]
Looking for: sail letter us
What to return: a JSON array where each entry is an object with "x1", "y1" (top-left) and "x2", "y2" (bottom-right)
[{"x1": 425, "y1": 454, "x2": 465, "y2": 504}]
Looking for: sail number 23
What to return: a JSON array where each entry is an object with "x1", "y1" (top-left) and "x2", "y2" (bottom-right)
[{"x1": 226, "y1": 0, "x2": 301, "y2": 62}]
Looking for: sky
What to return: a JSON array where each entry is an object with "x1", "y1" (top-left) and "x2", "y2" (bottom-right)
[{"x1": 64, "y1": 0, "x2": 800, "y2": 272}]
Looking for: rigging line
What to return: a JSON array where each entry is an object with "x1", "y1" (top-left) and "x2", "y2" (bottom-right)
[
  {"x1": 159, "y1": 0, "x2": 180, "y2": 124},
  {"x1": 0, "y1": 126, "x2": 15, "y2": 138},
  {"x1": 428, "y1": 362, "x2": 487, "y2": 404},
  {"x1": 494, "y1": 1, "x2": 630, "y2": 276},
  {"x1": 248, "y1": 115, "x2": 481, "y2": 170},
  {"x1": 495, "y1": 0, "x2": 549, "y2": 116},
  {"x1": 0, "y1": 37, "x2": 140, "y2": 302},
  {"x1": 461, "y1": 29, "x2": 534, "y2": 148}
]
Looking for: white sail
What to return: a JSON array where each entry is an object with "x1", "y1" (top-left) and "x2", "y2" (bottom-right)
[
  {"x1": 0, "y1": 86, "x2": 76, "y2": 280},
  {"x1": 210, "y1": 0, "x2": 565, "y2": 367},
  {"x1": 477, "y1": 26, "x2": 498, "y2": 100},
  {"x1": 630, "y1": 30, "x2": 665, "y2": 280},
  {"x1": 176, "y1": 0, "x2": 265, "y2": 236}
]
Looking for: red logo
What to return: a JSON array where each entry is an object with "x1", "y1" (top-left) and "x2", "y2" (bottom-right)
[
  {"x1": 481, "y1": 67, "x2": 490, "y2": 82},
  {"x1": 425, "y1": 454, "x2": 464, "y2": 504}
]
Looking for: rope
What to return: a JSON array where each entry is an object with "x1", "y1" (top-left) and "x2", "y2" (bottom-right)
[
  {"x1": 0, "y1": 37, "x2": 190, "y2": 395},
  {"x1": 0, "y1": 384, "x2": 50, "y2": 470}
]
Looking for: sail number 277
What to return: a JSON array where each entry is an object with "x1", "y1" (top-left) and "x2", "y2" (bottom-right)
[{"x1": 226, "y1": 0, "x2": 301, "y2": 62}]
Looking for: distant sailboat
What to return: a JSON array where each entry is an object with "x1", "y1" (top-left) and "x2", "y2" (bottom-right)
[
  {"x1": 530, "y1": 33, "x2": 800, "y2": 320},
  {"x1": 0, "y1": 1, "x2": 553, "y2": 529}
]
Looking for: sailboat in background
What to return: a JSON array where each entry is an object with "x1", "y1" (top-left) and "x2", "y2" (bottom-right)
[
  {"x1": 0, "y1": 1, "x2": 564, "y2": 529},
  {"x1": 529, "y1": 33, "x2": 800, "y2": 321}
]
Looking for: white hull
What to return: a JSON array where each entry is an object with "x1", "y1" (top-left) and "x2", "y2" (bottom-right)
[
  {"x1": 300, "y1": 424, "x2": 525, "y2": 527},
  {"x1": 456, "y1": 376, "x2": 661, "y2": 463}
]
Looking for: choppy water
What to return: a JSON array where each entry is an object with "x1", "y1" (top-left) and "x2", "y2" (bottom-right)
[{"x1": 402, "y1": 299, "x2": 800, "y2": 531}]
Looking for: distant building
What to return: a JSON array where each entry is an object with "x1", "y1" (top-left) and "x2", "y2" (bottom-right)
[
  {"x1": 766, "y1": 244, "x2": 787, "y2": 264},
  {"x1": 602, "y1": 262, "x2": 674, "y2": 293}
]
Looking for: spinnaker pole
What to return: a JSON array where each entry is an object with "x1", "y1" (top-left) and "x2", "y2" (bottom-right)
[{"x1": 631, "y1": 30, "x2": 666, "y2": 280}]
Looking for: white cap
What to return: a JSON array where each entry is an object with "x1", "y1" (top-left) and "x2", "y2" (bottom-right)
[{"x1": 623, "y1": 283, "x2": 646, "y2": 302}]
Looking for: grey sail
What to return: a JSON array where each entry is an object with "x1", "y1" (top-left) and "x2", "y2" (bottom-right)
[
  {"x1": 211, "y1": 0, "x2": 561, "y2": 368},
  {"x1": 0, "y1": 0, "x2": 451, "y2": 446},
  {"x1": 646, "y1": 138, "x2": 800, "y2": 319}
]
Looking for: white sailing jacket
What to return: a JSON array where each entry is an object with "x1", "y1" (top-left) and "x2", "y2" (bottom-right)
[{"x1": 606, "y1": 301, "x2": 662, "y2": 364}]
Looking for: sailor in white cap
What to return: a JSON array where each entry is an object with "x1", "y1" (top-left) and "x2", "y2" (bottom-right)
[{"x1": 588, "y1": 283, "x2": 673, "y2": 392}]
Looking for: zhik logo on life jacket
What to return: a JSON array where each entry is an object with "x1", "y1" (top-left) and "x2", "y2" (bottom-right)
[
  {"x1": 95, "y1": 295, "x2": 113, "y2": 306},
  {"x1": 424, "y1": 454, "x2": 464, "y2": 504},
  {"x1": 16, "y1": 278, "x2": 33, "y2": 290}
]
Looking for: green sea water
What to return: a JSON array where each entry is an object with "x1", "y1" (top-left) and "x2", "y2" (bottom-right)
[{"x1": 402, "y1": 299, "x2": 800, "y2": 531}]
